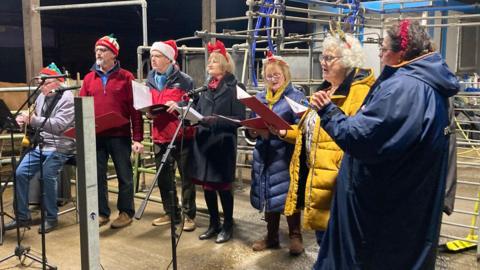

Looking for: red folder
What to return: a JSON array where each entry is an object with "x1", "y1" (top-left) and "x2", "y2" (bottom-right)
[
  {"x1": 241, "y1": 117, "x2": 268, "y2": 130},
  {"x1": 236, "y1": 86, "x2": 292, "y2": 130},
  {"x1": 64, "y1": 111, "x2": 130, "y2": 138}
]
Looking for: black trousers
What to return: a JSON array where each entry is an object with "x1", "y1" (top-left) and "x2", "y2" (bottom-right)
[
  {"x1": 154, "y1": 140, "x2": 196, "y2": 219},
  {"x1": 96, "y1": 136, "x2": 134, "y2": 218}
]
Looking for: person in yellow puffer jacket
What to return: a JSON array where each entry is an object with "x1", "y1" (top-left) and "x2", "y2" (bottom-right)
[{"x1": 272, "y1": 33, "x2": 375, "y2": 251}]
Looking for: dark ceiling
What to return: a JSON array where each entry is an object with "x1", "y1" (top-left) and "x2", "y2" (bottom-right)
[{"x1": 0, "y1": 0, "x2": 308, "y2": 82}]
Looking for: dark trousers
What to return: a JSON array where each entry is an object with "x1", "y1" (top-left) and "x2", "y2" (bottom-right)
[
  {"x1": 154, "y1": 141, "x2": 196, "y2": 219},
  {"x1": 96, "y1": 136, "x2": 134, "y2": 218}
]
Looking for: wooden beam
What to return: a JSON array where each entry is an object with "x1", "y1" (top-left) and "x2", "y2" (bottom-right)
[{"x1": 22, "y1": 0, "x2": 42, "y2": 83}]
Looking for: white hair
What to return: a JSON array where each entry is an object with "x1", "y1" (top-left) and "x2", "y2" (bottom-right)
[{"x1": 322, "y1": 33, "x2": 365, "y2": 69}]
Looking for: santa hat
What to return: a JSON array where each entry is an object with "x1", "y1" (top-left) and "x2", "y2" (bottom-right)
[
  {"x1": 95, "y1": 34, "x2": 120, "y2": 56},
  {"x1": 150, "y1": 40, "x2": 178, "y2": 63},
  {"x1": 40, "y1": 62, "x2": 64, "y2": 82}
]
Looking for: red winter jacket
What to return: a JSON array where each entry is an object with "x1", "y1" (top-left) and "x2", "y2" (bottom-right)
[
  {"x1": 79, "y1": 63, "x2": 144, "y2": 142},
  {"x1": 146, "y1": 67, "x2": 195, "y2": 144}
]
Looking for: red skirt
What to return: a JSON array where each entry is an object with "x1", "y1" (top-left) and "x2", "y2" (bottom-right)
[{"x1": 192, "y1": 178, "x2": 232, "y2": 191}]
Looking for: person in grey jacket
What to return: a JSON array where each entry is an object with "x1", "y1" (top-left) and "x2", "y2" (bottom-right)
[{"x1": 4, "y1": 63, "x2": 75, "y2": 234}]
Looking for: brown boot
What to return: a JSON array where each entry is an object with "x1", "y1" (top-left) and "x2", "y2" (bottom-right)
[
  {"x1": 252, "y1": 212, "x2": 281, "y2": 251},
  {"x1": 111, "y1": 212, "x2": 132, "y2": 229},
  {"x1": 286, "y1": 212, "x2": 304, "y2": 256}
]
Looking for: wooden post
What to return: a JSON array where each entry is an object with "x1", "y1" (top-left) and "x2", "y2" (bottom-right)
[{"x1": 22, "y1": 0, "x2": 43, "y2": 83}]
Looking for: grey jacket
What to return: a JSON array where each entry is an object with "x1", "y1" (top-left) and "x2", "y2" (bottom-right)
[{"x1": 29, "y1": 90, "x2": 75, "y2": 154}]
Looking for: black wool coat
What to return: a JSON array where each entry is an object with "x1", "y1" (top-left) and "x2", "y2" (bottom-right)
[{"x1": 190, "y1": 73, "x2": 246, "y2": 184}]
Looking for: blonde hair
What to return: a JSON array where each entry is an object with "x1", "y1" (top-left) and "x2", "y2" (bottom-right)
[
  {"x1": 322, "y1": 33, "x2": 365, "y2": 69},
  {"x1": 262, "y1": 60, "x2": 292, "y2": 83},
  {"x1": 208, "y1": 52, "x2": 235, "y2": 74}
]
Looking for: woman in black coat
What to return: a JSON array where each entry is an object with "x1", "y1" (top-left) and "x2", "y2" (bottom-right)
[{"x1": 191, "y1": 40, "x2": 246, "y2": 243}]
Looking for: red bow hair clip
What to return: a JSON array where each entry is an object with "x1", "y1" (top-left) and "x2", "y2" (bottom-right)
[
  {"x1": 207, "y1": 40, "x2": 229, "y2": 62},
  {"x1": 399, "y1": 19, "x2": 410, "y2": 51},
  {"x1": 262, "y1": 50, "x2": 287, "y2": 65}
]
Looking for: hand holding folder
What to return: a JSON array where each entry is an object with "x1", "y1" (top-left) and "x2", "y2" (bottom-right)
[
  {"x1": 64, "y1": 111, "x2": 129, "y2": 138},
  {"x1": 235, "y1": 86, "x2": 292, "y2": 130}
]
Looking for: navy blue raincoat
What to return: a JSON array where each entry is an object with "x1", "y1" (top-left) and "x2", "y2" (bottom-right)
[
  {"x1": 315, "y1": 53, "x2": 459, "y2": 270},
  {"x1": 250, "y1": 83, "x2": 305, "y2": 212}
]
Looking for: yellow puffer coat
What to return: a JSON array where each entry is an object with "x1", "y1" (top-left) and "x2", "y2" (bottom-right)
[{"x1": 283, "y1": 68, "x2": 375, "y2": 230}]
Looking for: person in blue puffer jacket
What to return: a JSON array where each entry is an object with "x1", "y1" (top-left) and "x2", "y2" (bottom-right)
[
  {"x1": 247, "y1": 53, "x2": 305, "y2": 254},
  {"x1": 311, "y1": 20, "x2": 460, "y2": 270}
]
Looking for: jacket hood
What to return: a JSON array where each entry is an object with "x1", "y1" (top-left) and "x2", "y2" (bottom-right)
[{"x1": 396, "y1": 52, "x2": 459, "y2": 98}]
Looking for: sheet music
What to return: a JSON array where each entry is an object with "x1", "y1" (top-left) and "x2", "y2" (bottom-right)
[
  {"x1": 132, "y1": 80, "x2": 153, "y2": 112},
  {"x1": 176, "y1": 106, "x2": 204, "y2": 124},
  {"x1": 285, "y1": 96, "x2": 308, "y2": 115}
]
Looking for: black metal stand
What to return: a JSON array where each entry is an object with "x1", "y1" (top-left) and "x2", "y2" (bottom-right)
[
  {"x1": 135, "y1": 98, "x2": 194, "y2": 270},
  {"x1": 0, "y1": 173, "x2": 16, "y2": 245},
  {"x1": 0, "y1": 88, "x2": 64, "y2": 270},
  {"x1": 0, "y1": 80, "x2": 43, "y2": 245},
  {"x1": 0, "y1": 99, "x2": 49, "y2": 269}
]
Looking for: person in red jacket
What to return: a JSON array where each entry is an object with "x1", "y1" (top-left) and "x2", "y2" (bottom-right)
[
  {"x1": 145, "y1": 40, "x2": 197, "y2": 231},
  {"x1": 79, "y1": 34, "x2": 144, "y2": 229}
]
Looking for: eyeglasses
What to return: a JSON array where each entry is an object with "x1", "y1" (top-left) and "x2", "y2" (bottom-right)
[
  {"x1": 150, "y1": 53, "x2": 166, "y2": 60},
  {"x1": 265, "y1": 73, "x2": 282, "y2": 81},
  {"x1": 95, "y1": 47, "x2": 109, "y2": 54},
  {"x1": 379, "y1": 46, "x2": 391, "y2": 53},
  {"x1": 320, "y1": 55, "x2": 342, "y2": 63}
]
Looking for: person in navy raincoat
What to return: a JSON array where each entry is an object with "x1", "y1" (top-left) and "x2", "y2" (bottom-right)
[{"x1": 310, "y1": 20, "x2": 459, "y2": 269}]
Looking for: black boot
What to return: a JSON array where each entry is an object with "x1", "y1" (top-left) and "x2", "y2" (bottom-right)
[
  {"x1": 38, "y1": 219, "x2": 58, "y2": 234},
  {"x1": 199, "y1": 190, "x2": 221, "y2": 240},
  {"x1": 4, "y1": 219, "x2": 32, "y2": 231},
  {"x1": 215, "y1": 222, "x2": 233, "y2": 243},
  {"x1": 216, "y1": 190, "x2": 234, "y2": 243}
]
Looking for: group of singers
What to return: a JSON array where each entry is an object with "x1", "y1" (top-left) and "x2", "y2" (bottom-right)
[{"x1": 5, "y1": 19, "x2": 460, "y2": 269}]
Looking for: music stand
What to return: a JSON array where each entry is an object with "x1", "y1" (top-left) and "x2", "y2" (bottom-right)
[
  {"x1": 0, "y1": 98, "x2": 57, "y2": 270},
  {"x1": 0, "y1": 99, "x2": 20, "y2": 245}
]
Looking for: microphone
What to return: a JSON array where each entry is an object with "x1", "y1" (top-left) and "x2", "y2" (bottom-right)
[
  {"x1": 35, "y1": 74, "x2": 69, "y2": 81},
  {"x1": 185, "y1": 76, "x2": 212, "y2": 97},
  {"x1": 49, "y1": 85, "x2": 81, "y2": 94},
  {"x1": 186, "y1": 85, "x2": 208, "y2": 97}
]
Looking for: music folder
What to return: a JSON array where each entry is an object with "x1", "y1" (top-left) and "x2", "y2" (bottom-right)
[
  {"x1": 236, "y1": 86, "x2": 292, "y2": 130},
  {"x1": 64, "y1": 111, "x2": 129, "y2": 138}
]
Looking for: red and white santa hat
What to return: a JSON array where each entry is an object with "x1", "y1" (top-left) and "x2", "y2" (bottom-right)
[
  {"x1": 150, "y1": 40, "x2": 178, "y2": 63},
  {"x1": 95, "y1": 34, "x2": 120, "y2": 56}
]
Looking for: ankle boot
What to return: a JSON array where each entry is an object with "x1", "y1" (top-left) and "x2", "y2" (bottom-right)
[
  {"x1": 199, "y1": 190, "x2": 221, "y2": 240},
  {"x1": 286, "y1": 212, "x2": 304, "y2": 256},
  {"x1": 199, "y1": 222, "x2": 221, "y2": 240},
  {"x1": 215, "y1": 222, "x2": 233, "y2": 243},
  {"x1": 252, "y1": 212, "x2": 280, "y2": 251}
]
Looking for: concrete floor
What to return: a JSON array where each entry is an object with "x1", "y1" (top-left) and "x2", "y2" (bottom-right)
[{"x1": 0, "y1": 176, "x2": 479, "y2": 270}]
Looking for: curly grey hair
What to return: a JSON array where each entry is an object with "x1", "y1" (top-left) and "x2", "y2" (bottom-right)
[{"x1": 322, "y1": 33, "x2": 365, "y2": 69}]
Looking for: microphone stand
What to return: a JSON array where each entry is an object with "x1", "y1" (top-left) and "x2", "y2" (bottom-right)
[
  {"x1": 0, "y1": 88, "x2": 65, "y2": 270},
  {"x1": 27, "y1": 88, "x2": 68, "y2": 270},
  {"x1": 0, "y1": 80, "x2": 51, "y2": 268},
  {"x1": 135, "y1": 98, "x2": 195, "y2": 270}
]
